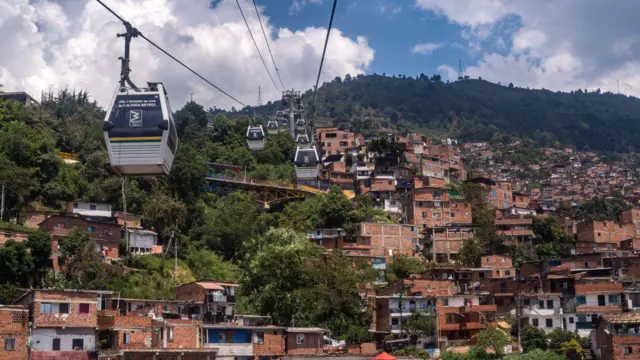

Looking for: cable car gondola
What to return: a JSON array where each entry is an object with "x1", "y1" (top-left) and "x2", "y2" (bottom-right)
[
  {"x1": 266, "y1": 120, "x2": 279, "y2": 135},
  {"x1": 247, "y1": 125, "x2": 265, "y2": 150},
  {"x1": 294, "y1": 146, "x2": 319, "y2": 179},
  {"x1": 296, "y1": 132, "x2": 310, "y2": 144},
  {"x1": 103, "y1": 82, "x2": 178, "y2": 176},
  {"x1": 296, "y1": 117, "x2": 306, "y2": 130},
  {"x1": 296, "y1": 98, "x2": 304, "y2": 110}
]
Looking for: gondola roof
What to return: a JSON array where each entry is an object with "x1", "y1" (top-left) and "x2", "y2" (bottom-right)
[{"x1": 295, "y1": 147, "x2": 319, "y2": 166}]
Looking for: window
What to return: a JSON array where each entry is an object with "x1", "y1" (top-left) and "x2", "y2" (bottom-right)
[
  {"x1": 597, "y1": 232, "x2": 601, "y2": 237},
  {"x1": 296, "y1": 334, "x2": 305, "y2": 345},
  {"x1": 4, "y1": 338, "x2": 15, "y2": 351},
  {"x1": 576, "y1": 296, "x2": 586, "y2": 305},
  {"x1": 446, "y1": 314, "x2": 456, "y2": 324},
  {"x1": 41, "y1": 303, "x2": 52, "y2": 314},
  {"x1": 443, "y1": 299, "x2": 449, "y2": 306},
  {"x1": 52, "y1": 338, "x2": 61, "y2": 351},
  {"x1": 168, "y1": 327, "x2": 174, "y2": 342},
  {"x1": 539, "y1": 300, "x2": 545, "y2": 309},
  {"x1": 73, "y1": 203, "x2": 79, "y2": 208},
  {"x1": 491, "y1": 191, "x2": 497, "y2": 197},
  {"x1": 422, "y1": 212, "x2": 427, "y2": 218},
  {"x1": 479, "y1": 272, "x2": 485, "y2": 279},
  {"x1": 450, "y1": 212, "x2": 455, "y2": 217},
  {"x1": 90, "y1": 204, "x2": 97, "y2": 210},
  {"x1": 432, "y1": 212, "x2": 438, "y2": 219},
  {"x1": 340, "y1": 141, "x2": 348, "y2": 147},
  {"x1": 547, "y1": 300, "x2": 554, "y2": 309},
  {"x1": 391, "y1": 318, "x2": 399, "y2": 325},
  {"x1": 123, "y1": 333, "x2": 131, "y2": 344},
  {"x1": 523, "y1": 299, "x2": 530, "y2": 306},
  {"x1": 505, "y1": 270, "x2": 511, "y2": 276},
  {"x1": 625, "y1": 347, "x2": 633, "y2": 355},
  {"x1": 88, "y1": 226, "x2": 96, "y2": 233},
  {"x1": 59, "y1": 303, "x2": 69, "y2": 314},
  {"x1": 577, "y1": 315, "x2": 587, "y2": 323},
  {"x1": 79, "y1": 303, "x2": 90, "y2": 315},
  {"x1": 253, "y1": 332, "x2": 264, "y2": 344},
  {"x1": 546, "y1": 319, "x2": 553, "y2": 328},
  {"x1": 569, "y1": 317, "x2": 574, "y2": 324},
  {"x1": 504, "y1": 202, "x2": 509, "y2": 209},
  {"x1": 609, "y1": 295, "x2": 618, "y2": 304},
  {"x1": 532, "y1": 318, "x2": 539, "y2": 327},
  {"x1": 72, "y1": 339, "x2": 84, "y2": 350}
]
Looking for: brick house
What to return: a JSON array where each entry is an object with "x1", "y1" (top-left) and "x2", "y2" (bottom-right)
[
  {"x1": 19, "y1": 290, "x2": 99, "y2": 359},
  {"x1": 422, "y1": 225, "x2": 475, "y2": 263},
  {"x1": 354, "y1": 223, "x2": 419, "y2": 258},
  {"x1": 436, "y1": 295, "x2": 498, "y2": 349},
  {"x1": 575, "y1": 220, "x2": 636, "y2": 253},
  {"x1": 172, "y1": 281, "x2": 238, "y2": 324},
  {"x1": 316, "y1": 128, "x2": 357, "y2": 158},
  {"x1": 0, "y1": 305, "x2": 29, "y2": 360},
  {"x1": 285, "y1": 328, "x2": 326, "y2": 355},
  {"x1": 0, "y1": 224, "x2": 31, "y2": 247},
  {"x1": 494, "y1": 218, "x2": 535, "y2": 246},
  {"x1": 39, "y1": 214, "x2": 122, "y2": 261},
  {"x1": 595, "y1": 312, "x2": 640, "y2": 360}
]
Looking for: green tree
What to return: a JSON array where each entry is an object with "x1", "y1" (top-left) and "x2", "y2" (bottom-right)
[
  {"x1": 559, "y1": 339, "x2": 584, "y2": 360},
  {"x1": 505, "y1": 349, "x2": 564, "y2": 360},
  {"x1": 547, "y1": 328, "x2": 577, "y2": 352},
  {"x1": 402, "y1": 312, "x2": 436, "y2": 340},
  {"x1": 26, "y1": 231, "x2": 52, "y2": 284},
  {"x1": 186, "y1": 250, "x2": 237, "y2": 282},
  {"x1": 521, "y1": 326, "x2": 548, "y2": 352},
  {"x1": 0, "y1": 240, "x2": 34, "y2": 286},
  {"x1": 458, "y1": 238, "x2": 483, "y2": 267},
  {"x1": 475, "y1": 327, "x2": 510, "y2": 357},
  {"x1": 387, "y1": 255, "x2": 426, "y2": 280}
]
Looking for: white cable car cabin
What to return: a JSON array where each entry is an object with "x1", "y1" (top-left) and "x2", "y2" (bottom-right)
[
  {"x1": 247, "y1": 125, "x2": 265, "y2": 150},
  {"x1": 103, "y1": 82, "x2": 178, "y2": 176},
  {"x1": 296, "y1": 98, "x2": 304, "y2": 110},
  {"x1": 296, "y1": 132, "x2": 310, "y2": 144},
  {"x1": 266, "y1": 120, "x2": 279, "y2": 135},
  {"x1": 294, "y1": 146, "x2": 320, "y2": 179},
  {"x1": 295, "y1": 116, "x2": 306, "y2": 129}
]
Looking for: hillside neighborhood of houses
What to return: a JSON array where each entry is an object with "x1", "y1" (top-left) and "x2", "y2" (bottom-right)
[{"x1": 4, "y1": 96, "x2": 640, "y2": 360}]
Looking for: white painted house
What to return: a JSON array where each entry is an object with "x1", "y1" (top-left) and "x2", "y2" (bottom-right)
[{"x1": 519, "y1": 293, "x2": 564, "y2": 333}]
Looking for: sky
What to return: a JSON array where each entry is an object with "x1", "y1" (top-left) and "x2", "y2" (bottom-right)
[{"x1": 2, "y1": 0, "x2": 640, "y2": 110}]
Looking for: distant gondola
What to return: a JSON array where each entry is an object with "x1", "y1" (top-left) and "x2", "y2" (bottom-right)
[
  {"x1": 294, "y1": 146, "x2": 320, "y2": 179},
  {"x1": 296, "y1": 117, "x2": 306, "y2": 130},
  {"x1": 247, "y1": 125, "x2": 265, "y2": 150},
  {"x1": 103, "y1": 82, "x2": 178, "y2": 176},
  {"x1": 267, "y1": 120, "x2": 279, "y2": 135},
  {"x1": 296, "y1": 132, "x2": 310, "y2": 144}
]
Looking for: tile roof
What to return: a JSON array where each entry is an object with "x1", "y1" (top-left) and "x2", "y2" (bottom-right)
[
  {"x1": 601, "y1": 312, "x2": 640, "y2": 324},
  {"x1": 405, "y1": 279, "x2": 455, "y2": 297},
  {"x1": 575, "y1": 283, "x2": 623, "y2": 294}
]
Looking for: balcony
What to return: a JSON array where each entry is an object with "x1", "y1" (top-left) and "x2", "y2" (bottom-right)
[
  {"x1": 522, "y1": 307, "x2": 563, "y2": 317},
  {"x1": 576, "y1": 304, "x2": 622, "y2": 313}
]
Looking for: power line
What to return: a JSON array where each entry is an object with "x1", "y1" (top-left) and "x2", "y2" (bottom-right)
[
  {"x1": 252, "y1": 0, "x2": 286, "y2": 90},
  {"x1": 236, "y1": 0, "x2": 281, "y2": 93},
  {"x1": 312, "y1": 0, "x2": 337, "y2": 104},
  {"x1": 95, "y1": 0, "x2": 247, "y2": 108}
]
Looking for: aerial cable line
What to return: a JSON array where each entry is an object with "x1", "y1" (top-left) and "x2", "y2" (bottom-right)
[
  {"x1": 235, "y1": 0, "x2": 282, "y2": 93},
  {"x1": 95, "y1": 0, "x2": 247, "y2": 108},
  {"x1": 252, "y1": 0, "x2": 286, "y2": 90},
  {"x1": 312, "y1": 0, "x2": 337, "y2": 104}
]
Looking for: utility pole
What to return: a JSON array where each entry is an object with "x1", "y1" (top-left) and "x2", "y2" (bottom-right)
[
  {"x1": 174, "y1": 235, "x2": 178, "y2": 282},
  {"x1": 516, "y1": 276, "x2": 522, "y2": 351},
  {"x1": 257, "y1": 86, "x2": 263, "y2": 106},
  {"x1": 0, "y1": 183, "x2": 4, "y2": 221},
  {"x1": 121, "y1": 178, "x2": 129, "y2": 265}
]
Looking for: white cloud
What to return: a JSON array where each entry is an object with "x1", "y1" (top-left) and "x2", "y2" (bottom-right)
[
  {"x1": 437, "y1": 64, "x2": 458, "y2": 81},
  {"x1": 411, "y1": 42, "x2": 441, "y2": 55},
  {"x1": 416, "y1": 0, "x2": 640, "y2": 97},
  {"x1": 415, "y1": 0, "x2": 507, "y2": 27},
  {"x1": 0, "y1": 0, "x2": 374, "y2": 110},
  {"x1": 289, "y1": 0, "x2": 323, "y2": 15}
]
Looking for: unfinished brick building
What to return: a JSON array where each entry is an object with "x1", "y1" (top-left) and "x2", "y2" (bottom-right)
[{"x1": 0, "y1": 305, "x2": 29, "y2": 360}]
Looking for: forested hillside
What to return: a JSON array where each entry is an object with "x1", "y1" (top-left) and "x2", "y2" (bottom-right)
[
  {"x1": 258, "y1": 74, "x2": 640, "y2": 153},
  {"x1": 0, "y1": 91, "x2": 391, "y2": 342}
]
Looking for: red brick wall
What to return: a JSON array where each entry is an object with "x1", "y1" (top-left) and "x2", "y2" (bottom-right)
[
  {"x1": 253, "y1": 333, "x2": 285, "y2": 355},
  {"x1": 31, "y1": 291, "x2": 98, "y2": 328},
  {"x1": 0, "y1": 334, "x2": 28, "y2": 360},
  {"x1": 30, "y1": 351, "x2": 93, "y2": 360},
  {"x1": 115, "y1": 329, "x2": 154, "y2": 349},
  {"x1": 98, "y1": 313, "x2": 152, "y2": 330},
  {"x1": 370, "y1": 178, "x2": 395, "y2": 192},
  {"x1": 358, "y1": 223, "x2": 417, "y2": 257},
  {"x1": 0, "y1": 229, "x2": 29, "y2": 246},
  {"x1": 286, "y1": 332, "x2": 323, "y2": 355},
  {"x1": 165, "y1": 324, "x2": 198, "y2": 349},
  {"x1": 39, "y1": 215, "x2": 121, "y2": 246},
  {"x1": 172, "y1": 283, "x2": 205, "y2": 302}
]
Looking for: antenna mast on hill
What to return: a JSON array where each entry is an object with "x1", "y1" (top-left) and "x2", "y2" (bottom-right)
[
  {"x1": 458, "y1": 59, "x2": 463, "y2": 78},
  {"x1": 617, "y1": 80, "x2": 621, "y2": 94},
  {"x1": 257, "y1": 86, "x2": 263, "y2": 106}
]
